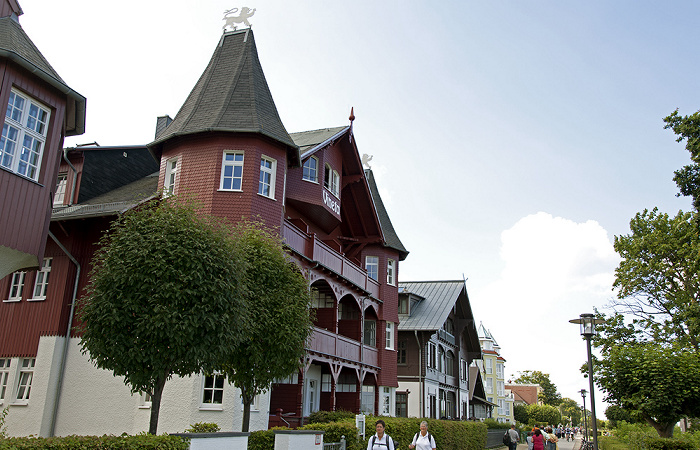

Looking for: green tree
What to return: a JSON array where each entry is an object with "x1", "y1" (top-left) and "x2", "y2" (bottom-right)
[
  {"x1": 593, "y1": 208, "x2": 700, "y2": 437},
  {"x1": 512, "y1": 371, "x2": 562, "y2": 406},
  {"x1": 560, "y1": 398, "x2": 581, "y2": 426},
  {"x1": 605, "y1": 404, "x2": 641, "y2": 428},
  {"x1": 527, "y1": 404, "x2": 561, "y2": 426},
  {"x1": 663, "y1": 109, "x2": 700, "y2": 211},
  {"x1": 79, "y1": 198, "x2": 247, "y2": 434},
  {"x1": 514, "y1": 404, "x2": 529, "y2": 424},
  {"x1": 221, "y1": 222, "x2": 314, "y2": 432}
]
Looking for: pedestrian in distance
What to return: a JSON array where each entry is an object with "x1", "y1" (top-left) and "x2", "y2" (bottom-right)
[
  {"x1": 508, "y1": 424, "x2": 520, "y2": 450},
  {"x1": 367, "y1": 419, "x2": 396, "y2": 450},
  {"x1": 527, "y1": 431, "x2": 534, "y2": 450},
  {"x1": 546, "y1": 427, "x2": 558, "y2": 450},
  {"x1": 408, "y1": 421, "x2": 436, "y2": 450}
]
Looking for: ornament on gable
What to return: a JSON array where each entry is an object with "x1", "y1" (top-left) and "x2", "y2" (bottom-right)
[
  {"x1": 222, "y1": 7, "x2": 256, "y2": 32},
  {"x1": 362, "y1": 154, "x2": 373, "y2": 170}
]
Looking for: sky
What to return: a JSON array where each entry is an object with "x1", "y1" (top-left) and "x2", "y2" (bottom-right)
[{"x1": 19, "y1": 0, "x2": 699, "y2": 419}]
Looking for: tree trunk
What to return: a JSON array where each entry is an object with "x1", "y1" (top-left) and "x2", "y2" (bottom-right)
[
  {"x1": 644, "y1": 415, "x2": 675, "y2": 438},
  {"x1": 241, "y1": 389, "x2": 252, "y2": 432},
  {"x1": 149, "y1": 377, "x2": 167, "y2": 435}
]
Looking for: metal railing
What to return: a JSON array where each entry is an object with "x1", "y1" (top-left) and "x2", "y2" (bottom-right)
[{"x1": 324, "y1": 435, "x2": 346, "y2": 450}]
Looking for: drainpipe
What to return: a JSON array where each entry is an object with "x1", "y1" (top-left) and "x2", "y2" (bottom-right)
[
  {"x1": 414, "y1": 330, "x2": 423, "y2": 418},
  {"x1": 48, "y1": 230, "x2": 80, "y2": 437},
  {"x1": 62, "y1": 148, "x2": 78, "y2": 206}
]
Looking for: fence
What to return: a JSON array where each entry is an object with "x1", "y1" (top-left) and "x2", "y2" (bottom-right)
[{"x1": 324, "y1": 435, "x2": 347, "y2": 450}]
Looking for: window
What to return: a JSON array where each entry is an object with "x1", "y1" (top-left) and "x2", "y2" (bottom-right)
[
  {"x1": 387, "y1": 259, "x2": 395, "y2": 285},
  {"x1": 486, "y1": 377, "x2": 493, "y2": 394},
  {"x1": 201, "y1": 373, "x2": 225, "y2": 408},
  {"x1": 241, "y1": 393, "x2": 260, "y2": 411},
  {"x1": 397, "y1": 340, "x2": 407, "y2": 365},
  {"x1": 139, "y1": 391, "x2": 152, "y2": 409},
  {"x1": 396, "y1": 392, "x2": 408, "y2": 417},
  {"x1": 323, "y1": 163, "x2": 339, "y2": 197},
  {"x1": 496, "y1": 362, "x2": 504, "y2": 378},
  {"x1": 15, "y1": 358, "x2": 35, "y2": 403},
  {"x1": 438, "y1": 347, "x2": 445, "y2": 373},
  {"x1": 337, "y1": 372, "x2": 356, "y2": 392},
  {"x1": 321, "y1": 373, "x2": 332, "y2": 392},
  {"x1": 54, "y1": 173, "x2": 67, "y2": 205},
  {"x1": 443, "y1": 318, "x2": 455, "y2": 336},
  {"x1": 446, "y1": 350, "x2": 455, "y2": 377},
  {"x1": 220, "y1": 151, "x2": 244, "y2": 191},
  {"x1": 428, "y1": 342, "x2": 437, "y2": 369},
  {"x1": 311, "y1": 288, "x2": 334, "y2": 308},
  {"x1": 498, "y1": 398, "x2": 505, "y2": 416},
  {"x1": 365, "y1": 256, "x2": 378, "y2": 281},
  {"x1": 6, "y1": 271, "x2": 25, "y2": 301},
  {"x1": 485, "y1": 358, "x2": 493, "y2": 374},
  {"x1": 302, "y1": 156, "x2": 318, "y2": 182},
  {"x1": 1, "y1": 90, "x2": 50, "y2": 181},
  {"x1": 360, "y1": 385, "x2": 374, "y2": 414},
  {"x1": 398, "y1": 296, "x2": 409, "y2": 315},
  {"x1": 31, "y1": 258, "x2": 52, "y2": 300},
  {"x1": 258, "y1": 156, "x2": 276, "y2": 198},
  {"x1": 364, "y1": 319, "x2": 376, "y2": 347},
  {"x1": 163, "y1": 157, "x2": 178, "y2": 196},
  {"x1": 381, "y1": 387, "x2": 391, "y2": 415},
  {"x1": 460, "y1": 359, "x2": 468, "y2": 381},
  {"x1": 275, "y1": 373, "x2": 298, "y2": 385},
  {"x1": 0, "y1": 359, "x2": 10, "y2": 403},
  {"x1": 385, "y1": 322, "x2": 394, "y2": 350},
  {"x1": 497, "y1": 380, "x2": 505, "y2": 397}
]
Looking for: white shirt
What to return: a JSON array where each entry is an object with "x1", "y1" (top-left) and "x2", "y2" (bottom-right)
[
  {"x1": 367, "y1": 433, "x2": 394, "y2": 450},
  {"x1": 411, "y1": 431, "x2": 436, "y2": 450}
]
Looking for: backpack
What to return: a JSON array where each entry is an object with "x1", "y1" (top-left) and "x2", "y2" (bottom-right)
[
  {"x1": 503, "y1": 431, "x2": 511, "y2": 446},
  {"x1": 415, "y1": 432, "x2": 433, "y2": 446},
  {"x1": 370, "y1": 435, "x2": 395, "y2": 450}
]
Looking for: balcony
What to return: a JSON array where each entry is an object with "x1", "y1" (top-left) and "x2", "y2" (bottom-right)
[
  {"x1": 308, "y1": 327, "x2": 378, "y2": 367},
  {"x1": 283, "y1": 220, "x2": 380, "y2": 297}
]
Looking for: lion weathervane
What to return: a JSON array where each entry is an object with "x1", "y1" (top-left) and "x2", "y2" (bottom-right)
[{"x1": 222, "y1": 7, "x2": 256, "y2": 32}]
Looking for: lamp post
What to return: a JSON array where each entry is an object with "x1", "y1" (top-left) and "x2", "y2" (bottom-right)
[
  {"x1": 580, "y1": 393, "x2": 587, "y2": 441},
  {"x1": 570, "y1": 314, "x2": 604, "y2": 450}
]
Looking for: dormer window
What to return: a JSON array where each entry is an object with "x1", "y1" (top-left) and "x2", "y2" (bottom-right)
[
  {"x1": 1, "y1": 89, "x2": 51, "y2": 181},
  {"x1": 398, "y1": 296, "x2": 409, "y2": 315},
  {"x1": 302, "y1": 156, "x2": 318, "y2": 183},
  {"x1": 324, "y1": 163, "x2": 339, "y2": 197}
]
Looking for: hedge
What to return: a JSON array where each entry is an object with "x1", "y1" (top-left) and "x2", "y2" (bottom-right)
[
  {"x1": 0, "y1": 434, "x2": 188, "y2": 449},
  {"x1": 359, "y1": 417, "x2": 487, "y2": 450}
]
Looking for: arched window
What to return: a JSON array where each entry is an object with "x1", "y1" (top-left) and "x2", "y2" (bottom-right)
[
  {"x1": 446, "y1": 350, "x2": 455, "y2": 376},
  {"x1": 438, "y1": 347, "x2": 446, "y2": 373}
]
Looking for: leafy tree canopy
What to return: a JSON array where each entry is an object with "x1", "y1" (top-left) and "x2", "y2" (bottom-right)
[
  {"x1": 527, "y1": 404, "x2": 561, "y2": 426},
  {"x1": 560, "y1": 398, "x2": 581, "y2": 426},
  {"x1": 514, "y1": 404, "x2": 529, "y2": 424},
  {"x1": 594, "y1": 208, "x2": 700, "y2": 437},
  {"x1": 663, "y1": 109, "x2": 700, "y2": 211},
  {"x1": 79, "y1": 198, "x2": 248, "y2": 434},
  {"x1": 221, "y1": 222, "x2": 314, "y2": 432},
  {"x1": 512, "y1": 370, "x2": 562, "y2": 406}
]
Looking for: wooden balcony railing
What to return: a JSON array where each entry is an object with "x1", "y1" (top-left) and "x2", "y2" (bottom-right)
[
  {"x1": 308, "y1": 327, "x2": 378, "y2": 367},
  {"x1": 283, "y1": 220, "x2": 380, "y2": 297}
]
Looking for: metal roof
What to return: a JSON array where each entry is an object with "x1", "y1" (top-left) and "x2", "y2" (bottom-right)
[
  {"x1": 291, "y1": 126, "x2": 349, "y2": 156},
  {"x1": 397, "y1": 280, "x2": 466, "y2": 331}
]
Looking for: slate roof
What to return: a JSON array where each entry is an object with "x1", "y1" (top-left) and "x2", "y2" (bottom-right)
[
  {"x1": 365, "y1": 169, "x2": 409, "y2": 260},
  {"x1": 0, "y1": 16, "x2": 85, "y2": 135},
  {"x1": 52, "y1": 172, "x2": 158, "y2": 221},
  {"x1": 397, "y1": 280, "x2": 466, "y2": 331},
  {"x1": 150, "y1": 28, "x2": 297, "y2": 158},
  {"x1": 291, "y1": 126, "x2": 349, "y2": 156}
]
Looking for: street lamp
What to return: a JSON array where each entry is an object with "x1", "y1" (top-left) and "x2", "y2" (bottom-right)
[
  {"x1": 579, "y1": 389, "x2": 588, "y2": 442},
  {"x1": 570, "y1": 314, "x2": 604, "y2": 450}
]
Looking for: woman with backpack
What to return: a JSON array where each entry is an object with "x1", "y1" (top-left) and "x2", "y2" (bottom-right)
[
  {"x1": 367, "y1": 419, "x2": 396, "y2": 450},
  {"x1": 408, "y1": 421, "x2": 436, "y2": 450}
]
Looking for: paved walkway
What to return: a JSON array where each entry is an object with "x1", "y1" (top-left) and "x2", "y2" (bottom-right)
[{"x1": 516, "y1": 435, "x2": 581, "y2": 450}]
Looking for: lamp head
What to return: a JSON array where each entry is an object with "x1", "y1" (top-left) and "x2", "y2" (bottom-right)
[{"x1": 569, "y1": 313, "x2": 604, "y2": 337}]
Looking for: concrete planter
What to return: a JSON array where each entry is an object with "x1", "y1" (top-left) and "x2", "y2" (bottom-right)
[
  {"x1": 171, "y1": 431, "x2": 250, "y2": 449},
  {"x1": 273, "y1": 429, "x2": 325, "y2": 450}
]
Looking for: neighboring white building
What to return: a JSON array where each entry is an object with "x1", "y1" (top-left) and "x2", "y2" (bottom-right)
[{"x1": 474, "y1": 322, "x2": 514, "y2": 423}]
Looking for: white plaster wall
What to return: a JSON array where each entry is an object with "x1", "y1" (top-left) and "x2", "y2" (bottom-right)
[
  {"x1": 303, "y1": 365, "x2": 322, "y2": 416},
  {"x1": 5, "y1": 336, "x2": 270, "y2": 437},
  {"x1": 398, "y1": 381, "x2": 420, "y2": 418}
]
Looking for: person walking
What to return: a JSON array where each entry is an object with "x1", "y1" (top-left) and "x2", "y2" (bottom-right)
[
  {"x1": 508, "y1": 424, "x2": 520, "y2": 450},
  {"x1": 546, "y1": 427, "x2": 558, "y2": 450},
  {"x1": 527, "y1": 431, "x2": 534, "y2": 450},
  {"x1": 532, "y1": 428, "x2": 545, "y2": 450},
  {"x1": 408, "y1": 421, "x2": 436, "y2": 450},
  {"x1": 367, "y1": 420, "x2": 395, "y2": 450}
]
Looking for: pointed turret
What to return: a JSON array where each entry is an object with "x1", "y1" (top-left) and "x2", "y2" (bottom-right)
[{"x1": 149, "y1": 29, "x2": 299, "y2": 165}]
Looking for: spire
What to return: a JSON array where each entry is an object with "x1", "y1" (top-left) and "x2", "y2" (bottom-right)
[{"x1": 149, "y1": 29, "x2": 298, "y2": 163}]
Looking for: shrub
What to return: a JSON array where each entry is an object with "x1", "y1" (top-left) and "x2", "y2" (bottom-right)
[
  {"x1": 0, "y1": 434, "x2": 188, "y2": 449},
  {"x1": 0, "y1": 407, "x2": 7, "y2": 439},
  {"x1": 300, "y1": 421, "x2": 362, "y2": 450},
  {"x1": 359, "y1": 417, "x2": 486, "y2": 450},
  {"x1": 484, "y1": 419, "x2": 511, "y2": 429},
  {"x1": 248, "y1": 427, "x2": 288, "y2": 450},
  {"x1": 184, "y1": 422, "x2": 220, "y2": 433},
  {"x1": 308, "y1": 410, "x2": 356, "y2": 424}
]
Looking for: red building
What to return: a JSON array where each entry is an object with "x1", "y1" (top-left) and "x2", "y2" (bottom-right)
[
  {"x1": 0, "y1": 27, "x2": 407, "y2": 435},
  {"x1": 0, "y1": 0, "x2": 85, "y2": 279}
]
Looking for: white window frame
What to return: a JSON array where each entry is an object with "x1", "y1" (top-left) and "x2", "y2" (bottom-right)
[
  {"x1": 323, "y1": 163, "x2": 340, "y2": 197},
  {"x1": 428, "y1": 342, "x2": 437, "y2": 369},
  {"x1": 241, "y1": 393, "x2": 260, "y2": 412},
  {"x1": 398, "y1": 296, "x2": 409, "y2": 315},
  {"x1": 200, "y1": 372, "x2": 225, "y2": 410},
  {"x1": 1, "y1": 89, "x2": 50, "y2": 181},
  {"x1": 486, "y1": 377, "x2": 493, "y2": 394},
  {"x1": 258, "y1": 155, "x2": 276, "y2": 199},
  {"x1": 387, "y1": 259, "x2": 395, "y2": 286},
  {"x1": 30, "y1": 258, "x2": 52, "y2": 301},
  {"x1": 385, "y1": 322, "x2": 394, "y2": 350},
  {"x1": 497, "y1": 380, "x2": 505, "y2": 397},
  {"x1": 302, "y1": 156, "x2": 318, "y2": 183},
  {"x1": 381, "y1": 387, "x2": 392, "y2": 416},
  {"x1": 321, "y1": 373, "x2": 332, "y2": 392},
  {"x1": 0, "y1": 359, "x2": 10, "y2": 404},
  {"x1": 54, "y1": 173, "x2": 67, "y2": 206},
  {"x1": 220, "y1": 151, "x2": 244, "y2": 191},
  {"x1": 163, "y1": 157, "x2": 178, "y2": 197},
  {"x1": 365, "y1": 256, "x2": 378, "y2": 281},
  {"x1": 485, "y1": 358, "x2": 493, "y2": 374},
  {"x1": 5, "y1": 271, "x2": 25, "y2": 302},
  {"x1": 496, "y1": 362, "x2": 504, "y2": 378},
  {"x1": 139, "y1": 391, "x2": 152, "y2": 409},
  {"x1": 14, "y1": 357, "x2": 35, "y2": 404}
]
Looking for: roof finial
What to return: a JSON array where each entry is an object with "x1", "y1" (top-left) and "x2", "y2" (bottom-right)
[
  {"x1": 223, "y1": 7, "x2": 256, "y2": 32},
  {"x1": 349, "y1": 107, "x2": 355, "y2": 123}
]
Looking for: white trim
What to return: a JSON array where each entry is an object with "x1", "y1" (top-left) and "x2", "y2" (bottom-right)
[
  {"x1": 302, "y1": 156, "x2": 318, "y2": 183},
  {"x1": 30, "y1": 258, "x2": 52, "y2": 301},
  {"x1": 199, "y1": 373, "x2": 225, "y2": 411},
  {"x1": 163, "y1": 157, "x2": 179, "y2": 197},
  {"x1": 258, "y1": 155, "x2": 276, "y2": 199},
  {"x1": 219, "y1": 151, "x2": 244, "y2": 191}
]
